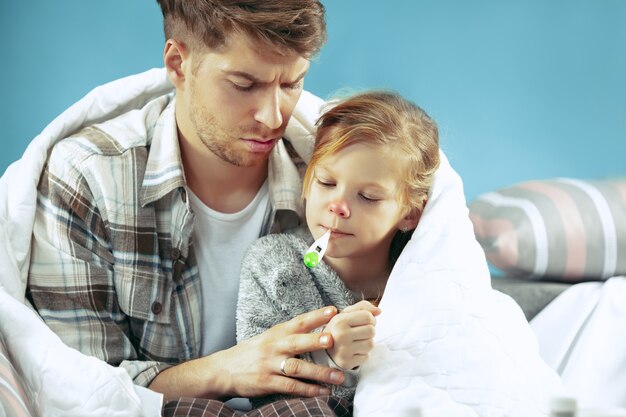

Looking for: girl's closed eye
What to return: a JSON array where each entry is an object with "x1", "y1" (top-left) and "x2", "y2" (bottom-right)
[
  {"x1": 316, "y1": 177, "x2": 335, "y2": 187},
  {"x1": 359, "y1": 193, "x2": 381, "y2": 203}
]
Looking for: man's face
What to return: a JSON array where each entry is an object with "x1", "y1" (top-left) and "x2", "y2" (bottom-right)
[{"x1": 181, "y1": 32, "x2": 310, "y2": 167}]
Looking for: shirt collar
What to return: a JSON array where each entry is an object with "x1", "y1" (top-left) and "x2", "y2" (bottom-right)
[
  {"x1": 140, "y1": 97, "x2": 186, "y2": 207},
  {"x1": 139, "y1": 97, "x2": 304, "y2": 224}
]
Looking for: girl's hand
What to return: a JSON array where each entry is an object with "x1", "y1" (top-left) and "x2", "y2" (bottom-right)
[{"x1": 324, "y1": 300, "x2": 382, "y2": 370}]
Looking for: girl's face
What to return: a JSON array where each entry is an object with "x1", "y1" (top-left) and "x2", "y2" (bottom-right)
[{"x1": 305, "y1": 142, "x2": 412, "y2": 262}]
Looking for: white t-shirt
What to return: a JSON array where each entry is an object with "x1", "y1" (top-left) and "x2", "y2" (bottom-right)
[{"x1": 187, "y1": 181, "x2": 270, "y2": 357}]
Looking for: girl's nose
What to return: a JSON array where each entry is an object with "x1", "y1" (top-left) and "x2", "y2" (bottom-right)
[{"x1": 329, "y1": 200, "x2": 350, "y2": 218}]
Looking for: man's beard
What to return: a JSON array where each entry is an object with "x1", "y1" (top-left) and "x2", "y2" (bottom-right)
[
  {"x1": 190, "y1": 100, "x2": 250, "y2": 167},
  {"x1": 190, "y1": 96, "x2": 284, "y2": 167}
]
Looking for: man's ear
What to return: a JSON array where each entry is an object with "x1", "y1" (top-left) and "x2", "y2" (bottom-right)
[{"x1": 163, "y1": 39, "x2": 189, "y2": 89}]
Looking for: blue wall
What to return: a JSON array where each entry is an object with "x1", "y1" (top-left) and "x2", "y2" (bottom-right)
[{"x1": 2, "y1": 1, "x2": 625, "y2": 201}]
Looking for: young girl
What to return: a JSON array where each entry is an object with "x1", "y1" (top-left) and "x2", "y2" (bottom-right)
[{"x1": 236, "y1": 91, "x2": 440, "y2": 404}]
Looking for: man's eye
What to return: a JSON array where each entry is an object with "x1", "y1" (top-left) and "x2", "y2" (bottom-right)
[
  {"x1": 284, "y1": 81, "x2": 303, "y2": 91},
  {"x1": 232, "y1": 82, "x2": 254, "y2": 92}
]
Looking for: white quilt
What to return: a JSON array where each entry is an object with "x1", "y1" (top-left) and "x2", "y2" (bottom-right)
[
  {"x1": 353, "y1": 147, "x2": 565, "y2": 416},
  {"x1": 531, "y1": 276, "x2": 626, "y2": 411},
  {"x1": 0, "y1": 68, "x2": 173, "y2": 417},
  {"x1": 0, "y1": 68, "x2": 564, "y2": 417}
]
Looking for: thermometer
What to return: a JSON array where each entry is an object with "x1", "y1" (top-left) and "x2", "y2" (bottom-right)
[{"x1": 303, "y1": 229, "x2": 331, "y2": 268}]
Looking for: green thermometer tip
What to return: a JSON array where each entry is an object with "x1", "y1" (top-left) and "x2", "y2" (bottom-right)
[
  {"x1": 303, "y1": 229, "x2": 331, "y2": 269},
  {"x1": 303, "y1": 251, "x2": 319, "y2": 268}
]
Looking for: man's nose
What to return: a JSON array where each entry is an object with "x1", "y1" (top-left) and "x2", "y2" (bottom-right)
[
  {"x1": 329, "y1": 199, "x2": 350, "y2": 218},
  {"x1": 254, "y1": 88, "x2": 283, "y2": 130}
]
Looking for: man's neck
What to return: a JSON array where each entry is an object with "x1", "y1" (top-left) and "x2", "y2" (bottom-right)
[{"x1": 179, "y1": 136, "x2": 269, "y2": 214}]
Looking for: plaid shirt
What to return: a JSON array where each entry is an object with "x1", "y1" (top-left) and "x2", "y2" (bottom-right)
[{"x1": 27, "y1": 94, "x2": 307, "y2": 387}]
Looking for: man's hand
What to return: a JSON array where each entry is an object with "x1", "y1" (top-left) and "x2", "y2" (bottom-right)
[
  {"x1": 324, "y1": 300, "x2": 381, "y2": 370},
  {"x1": 149, "y1": 306, "x2": 345, "y2": 401}
]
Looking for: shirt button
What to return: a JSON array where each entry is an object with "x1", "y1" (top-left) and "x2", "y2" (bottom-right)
[
  {"x1": 151, "y1": 301, "x2": 163, "y2": 315},
  {"x1": 181, "y1": 189, "x2": 187, "y2": 203},
  {"x1": 171, "y1": 247, "x2": 181, "y2": 261}
]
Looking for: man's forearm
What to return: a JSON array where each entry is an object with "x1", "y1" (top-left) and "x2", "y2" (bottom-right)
[{"x1": 148, "y1": 353, "x2": 230, "y2": 401}]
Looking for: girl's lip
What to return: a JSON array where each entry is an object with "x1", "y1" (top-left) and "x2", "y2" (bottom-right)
[{"x1": 323, "y1": 226, "x2": 351, "y2": 236}]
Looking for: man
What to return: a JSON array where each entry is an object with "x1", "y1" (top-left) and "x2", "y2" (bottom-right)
[{"x1": 27, "y1": 1, "x2": 349, "y2": 415}]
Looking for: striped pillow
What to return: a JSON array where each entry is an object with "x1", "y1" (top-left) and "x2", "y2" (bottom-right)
[
  {"x1": 469, "y1": 178, "x2": 626, "y2": 281},
  {"x1": 0, "y1": 338, "x2": 35, "y2": 417}
]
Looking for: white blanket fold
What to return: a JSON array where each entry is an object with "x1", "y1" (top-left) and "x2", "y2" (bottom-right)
[
  {"x1": 1, "y1": 68, "x2": 173, "y2": 417},
  {"x1": 353, "y1": 150, "x2": 565, "y2": 417},
  {"x1": 531, "y1": 276, "x2": 626, "y2": 410},
  {"x1": 1, "y1": 67, "x2": 564, "y2": 417}
]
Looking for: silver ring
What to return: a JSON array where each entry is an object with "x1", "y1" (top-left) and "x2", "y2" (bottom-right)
[{"x1": 279, "y1": 358, "x2": 289, "y2": 376}]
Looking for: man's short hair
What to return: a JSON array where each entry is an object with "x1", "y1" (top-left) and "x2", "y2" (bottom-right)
[{"x1": 156, "y1": 0, "x2": 327, "y2": 58}]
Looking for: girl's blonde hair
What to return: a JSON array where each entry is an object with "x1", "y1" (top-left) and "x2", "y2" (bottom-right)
[{"x1": 302, "y1": 91, "x2": 441, "y2": 263}]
